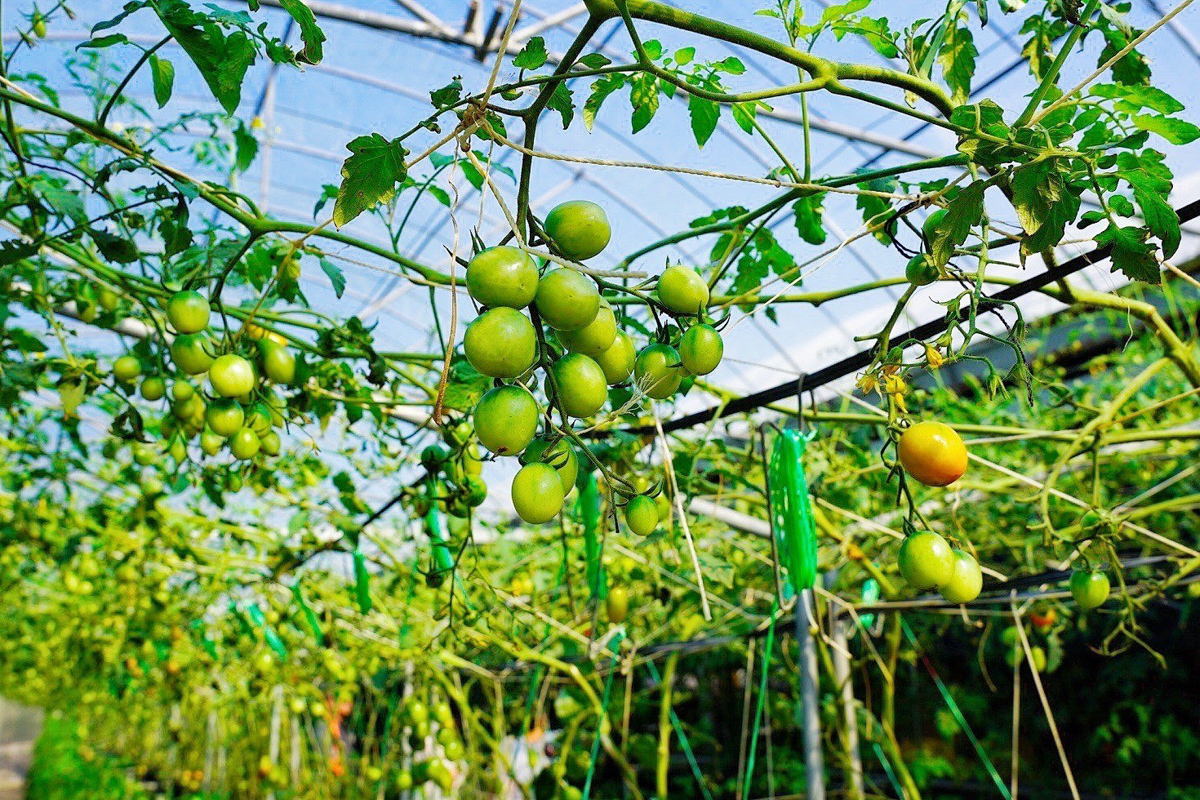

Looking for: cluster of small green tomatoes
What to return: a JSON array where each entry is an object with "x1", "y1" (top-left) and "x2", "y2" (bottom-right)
[
  {"x1": 462, "y1": 200, "x2": 723, "y2": 528},
  {"x1": 892, "y1": 420, "x2": 1112, "y2": 610},
  {"x1": 109, "y1": 289, "x2": 297, "y2": 472},
  {"x1": 382, "y1": 696, "x2": 464, "y2": 795}
]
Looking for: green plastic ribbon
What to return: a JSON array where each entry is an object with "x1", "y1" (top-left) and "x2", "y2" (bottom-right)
[
  {"x1": 425, "y1": 507, "x2": 454, "y2": 574},
  {"x1": 903, "y1": 620, "x2": 1010, "y2": 800},
  {"x1": 580, "y1": 471, "x2": 605, "y2": 600},
  {"x1": 768, "y1": 429, "x2": 819, "y2": 592},
  {"x1": 858, "y1": 578, "x2": 880, "y2": 630},
  {"x1": 239, "y1": 602, "x2": 287, "y2": 657},
  {"x1": 291, "y1": 582, "x2": 324, "y2": 644},
  {"x1": 352, "y1": 549, "x2": 372, "y2": 614}
]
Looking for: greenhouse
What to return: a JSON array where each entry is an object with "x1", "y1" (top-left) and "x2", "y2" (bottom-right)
[{"x1": 0, "y1": 0, "x2": 1198, "y2": 797}]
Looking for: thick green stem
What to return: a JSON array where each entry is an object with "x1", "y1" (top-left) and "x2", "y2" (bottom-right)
[{"x1": 655, "y1": 652, "x2": 678, "y2": 799}]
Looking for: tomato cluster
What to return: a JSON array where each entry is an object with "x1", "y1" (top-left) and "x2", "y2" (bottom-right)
[{"x1": 462, "y1": 200, "x2": 723, "y2": 528}]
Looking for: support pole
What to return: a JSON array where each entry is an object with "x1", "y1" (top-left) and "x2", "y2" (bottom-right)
[
  {"x1": 831, "y1": 613, "x2": 864, "y2": 799},
  {"x1": 797, "y1": 589, "x2": 826, "y2": 800}
]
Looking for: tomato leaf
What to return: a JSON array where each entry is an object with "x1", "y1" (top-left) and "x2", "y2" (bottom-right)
[
  {"x1": 938, "y1": 14, "x2": 977, "y2": 104},
  {"x1": 546, "y1": 80, "x2": 575, "y2": 129},
  {"x1": 731, "y1": 101, "x2": 757, "y2": 134},
  {"x1": 687, "y1": 95, "x2": 720, "y2": 147},
  {"x1": 333, "y1": 133, "x2": 409, "y2": 227},
  {"x1": 152, "y1": 0, "x2": 257, "y2": 114},
  {"x1": 319, "y1": 257, "x2": 346, "y2": 298},
  {"x1": 277, "y1": 0, "x2": 325, "y2": 64},
  {"x1": 629, "y1": 74, "x2": 659, "y2": 133},
  {"x1": 930, "y1": 181, "x2": 986, "y2": 267},
  {"x1": 148, "y1": 54, "x2": 174, "y2": 107},
  {"x1": 583, "y1": 73, "x2": 625, "y2": 131},
  {"x1": 1130, "y1": 114, "x2": 1200, "y2": 145},
  {"x1": 1097, "y1": 223, "x2": 1160, "y2": 284},
  {"x1": 792, "y1": 193, "x2": 827, "y2": 245},
  {"x1": 513, "y1": 36, "x2": 548, "y2": 70}
]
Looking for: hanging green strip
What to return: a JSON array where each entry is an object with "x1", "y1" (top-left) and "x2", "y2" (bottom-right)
[
  {"x1": 353, "y1": 549, "x2": 372, "y2": 614},
  {"x1": 291, "y1": 582, "x2": 324, "y2": 644},
  {"x1": 580, "y1": 470, "x2": 605, "y2": 601},
  {"x1": 581, "y1": 632, "x2": 624, "y2": 800},
  {"x1": 902, "y1": 620, "x2": 1011, "y2": 800},
  {"x1": 425, "y1": 507, "x2": 454, "y2": 575},
  {"x1": 240, "y1": 602, "x2": 287, "y2": 657},
  {"x1": 858, "y1": 578, "x2": 880, "y2": 631},
  {"x1": 768, "y1": 428, "x2": 819, "y2": 592},
  {"x1": 741, "y1": 599, "x2": 779, "y2": 800}
]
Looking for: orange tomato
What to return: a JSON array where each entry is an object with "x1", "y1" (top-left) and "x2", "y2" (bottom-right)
[{"x1": 897, "y1": 421, "x2": 967, "y2": 487}]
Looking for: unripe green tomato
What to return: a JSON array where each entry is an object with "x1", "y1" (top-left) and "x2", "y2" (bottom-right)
[
  {"x1": 1070, "y1": 570, "x2": 1110, "y2": 611},
  {"x1": 464, "y1": 308, "x2": 537, "y2": 378},
  {"x1": 511, "y1": 463, "x2": 565, "y2": 524},
  {"x1": 421, "y1": 445, "x2": 449, "y2": 472},
  {"x1": 97, "y1": 286, "x2": 121, "y2": 312},
  {"x1": 427, "y1": 759, "x2": 453, "y2": 792},
  {"x1": 606, "y1": 586, "x2": 629, "y2": 624},
  {"x1": 443, "y1": 739, "x2": 465, "y2": 761},
  {"x1": 678, "y1": 324, "x2": 723, "y2": 376},
  {"x1": 140, "y1": 376, "x2": 166, "y2": 401},
  {"x1": 246, "y1": 403, "x2": 273, "y2": 435},
  {"x1": 259, "y1": 340, "x2": 296, "y2": 385},
  {"x1": 208, "y1": 354, "x2": 256, "y2": 397},
  {"x1": 905, "y1": 254, "x2": 939, "y2": 286},
  {"x1": 938, "y1": 549, "x2": 982, "y2": 604},
  {"x1": 543, "y1": 200, "x2": 611, "y2": 261},
  {"x1": 170, "y1": 334, "x2": 215, "y2": 375},
  {"x1": 171, "y1": 380, "x2": 195, "y2": 403},
  {"x1": 434, "y1": 701, "x2": 454, "y2": 725},
  {"x1": 466, "y1": 246, "x2": 539, "y2": 308},
  {"x1": 558, "y1": 301, "x2": 617, "y2": 357},
  {"x1": 436, "y1": 726, "x2": 457, "y2": 746},
  {"x1": 520, "y1": 437, "x2": 578, "y2": 494},
  {"x1": 31, "y1": 15, "x2": 47, "y2": 38},
  {"x1": 473, "y1": 386, "x2": 538, "y2": 456},
  {"x1": 548, "y1": 353, "x2": 608, "y2": 418},
  {"x1": 656, "y1": 265, "x2": 708, "y2": 315},
  {"x1": 113, "y1": 355, "x2": 141, "y2": 383},
  {"x1": 922, "y1": 208, "x2": 947, "y2": 245},
  {"x1": 395, "y1": 771, "x2": 414, "y2": 791},
  {"x1": 260, "y1": 430, "x2": 281, "y2": 456},
  {"x1": 133, "y1": 444, "x2": 156, "y2": 466},
  {"x1": 172, "y1": 392, "x2": 205, "y2": 421},
  {"x1": 634, "y1": 344, "x2": 684, "y2": 399},
  {"x1": 166, "y1": 290, "x2": 211, "y2": 334},
  {"x1": 625, "y1": 495, "x2": 658, "y2": 536},
  {"x1": 229, "y1": 428, "x2": 261, "y2": 460},
  {"x1": 534, "y1": 269, "x2": 600, "y2": 331},
  {"x1": 200, "y1": 429, "x2": 223, "y2": 457},
  {"x1": 897, "y1": 531, "x2": 954, "y2": 590},
  {"x1": 407, "y1": 699, "x2": 429, "y2": 724},
  {"x1": 168, "y1": 437, "x2": 187, "y2": 463},
  {"x1": 594, "y1": 330, "x2": 636, "y2": 385},
  {"x1": 206, "y1": 400, "x2": 244, "y2": 438}
]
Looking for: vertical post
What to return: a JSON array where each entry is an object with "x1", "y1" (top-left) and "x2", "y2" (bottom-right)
[
  {"x1": 797, "y1": 588, "x2": 826, "y2": 800},
  {"x1": 831, "y1": 613, "x2": 864, "y2": 799}
]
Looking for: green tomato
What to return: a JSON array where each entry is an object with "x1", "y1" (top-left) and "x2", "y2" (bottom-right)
[
  {"x1": 443, "y1": 739, "x2": 465, "y2": 761},
  {"x1": 543, "y1": 200, "x2": 611, "y2": 261},
  {"x1": 139, "y1": 376, "x2": 166, "y2": 401},
  {"x1": 229, "y1": 428, "x2": 261, "y2": 460},
  {"x1": 395, "y1": 771, "x2": 414, "y2": 791},
  {"x1": 534, "y1": 268, "x2": 600, "y2": 331},
  {"x1": 166, "y1": 290, "x2": 211, "y2": 334},
  {"x1": 172, "y1": 392, "x2": 205, "y2": 421},
  {"x1": 905, "y1": 254, "x2": 939, "y2": 286},
  {"x1": 170, "y1": 334, "x2": 215, "y2": 375},
  {"x1": 32, "y1": 15, "x2": 47, "y2": 38},
  {"x1": 246, "y1": 403, "x2": 273, "y2": 435},
  {"x1": 897, "y1": 531, "x2": 954, "y2": 590},
  {"x1": 558, "y1": 301, "x2": 616, "y2": 357},
  {"x1": 549, "y1": 353, "x2": 608, "y2": 418},
  {"x1": 656, "y1": 265, "x2": 708, "y2": 315},
  {"x1": 463, "y1": 475, "x2": 488, "y2": 507},
  {"x1": 433, "y1": 701, "x2": 454, "y2": 725},
  {"x1": 922, "y1": 208, "x2": 947, "y2": 245},
  {"x1": 206, "y1": 400, "x2": 244, "y2": 438},
  {"x1": 606, "y1": 586, "x2": 629, "y2": 624},
  {"x1": 200, "y1": 429, "x2": 224, "y2": 457},
  {"x1": 171, "y1": 380, "x2": 195, "y2": 403},
  {"x1": 625, "y1": 495, "x2": 658, "y2": 536},
  {"x1": 1069, "y1": 570, "x2": 1110, "y2": 611},
  {"x1": 634, "y1": 344, "x2": 684, "y2": 400},
  {"x1": 427, "y1": 759, "x2": 453, "y2": 792},
  {"x1": 473, "y1": 385, "x2": 538, "y2": 456},
  {"x1": 133, "y1": 444, "x2": 156, "y2": 466},
  {"x1": 594, "y1": 330, "x2": 636, "y2": 385},
  {"x1": 511, "y1": 463, "x2": 565, "y2": 524},
  {"x1": 260, "y1": 430, "x2": 281, "y2": 457},
  {"x1": 113, "y1": 355, "x2": 141, "y2": 383},
  {"x1": 464, "y1": 308, "x2": 537, "y2": 378},
  {"x1": 97, "y1": 286, "x2": 121, "y2": 312},
  {"x1": 208, "y1": 354, "x2": 256, "y2": 398},
  {"x1": 466, "y1": 246, "x2": 539, "y2": 308},
  {"x1": 938, "y1": 549, "x2": 982, "y2": 604},
  {"x1": 678, "y1": 324, "x2": 723, "y2": 376},
  {"x1": 1029, "y1": 645, "x2": 1047, "y2": 673},
  {"x1": 407, "y1": 699, "x2": 429, "y2": 724},
  {"x1": 259, "y1": 340, "x2": 296, "y2": 385},
  {"x1": 520, "y1": 437, "x2": 578, "y2": 493},
  {"x1": 422, "y1": 444, "x2": 449, "y2": 472}
]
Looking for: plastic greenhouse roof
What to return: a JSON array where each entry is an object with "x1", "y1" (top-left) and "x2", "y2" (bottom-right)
[{"x1": 11, "y1": 0, "x2": 1200, "y2": 415}]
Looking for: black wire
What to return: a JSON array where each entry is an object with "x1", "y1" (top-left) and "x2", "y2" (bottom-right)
[{"x1": 622, "y1": 197, "x2": 1200, "y2": 437}]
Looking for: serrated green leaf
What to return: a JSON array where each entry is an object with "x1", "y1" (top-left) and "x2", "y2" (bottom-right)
[
  {"x1": 77, "y1": 33, "x2": 129, "y2": 49},
  {"x1": 1097, "y1": 223, "x2": 1160, "y2": 284},
  {"x1": 641, "y1": 40, "x2": 663, "y2": 60},
  {"x1": 793, "y1": 194, "x2": 827, "y2": 245},
  {"x1": 430, "y1": 77, "x2": 462, "y2": 109},
  {"x1": 576, "y1": 53, "x2": 611, "y2": 69},
  {"x1": 1090, "y1": 83, "x2": 1182, "y2": 114},
  {"x1": 1131, "y1": 114, "x2": 1200, "y2": 145},
  {"x1": 583, "y1": 73, "x2": 625, "y2": 131},
  {"x1": 629, "y1": 74, "x2": 659, "y2": 133},
  {"x1": 687, "y1": 95, "x2": 720, "y2": 147},
  {"x1": 153, "y1": 0, "x2": 257, "y2": 114},
  {"x1": 731, "y1": 101, "x2": 757, "y2": 134},
  {"x1": 148, "y1": 54, "x2": 174, "y2": 107},
  {"x1": 333, "y1": 133, "x2": 408, "y2": 227},
  {"x1": 546, "y1": 80, "x2": 574, "y2": 129},
  {"x1": 930, "y1": 181, "x2": 986, "y2": 266},
  {"x1": 513, "y1": 36, "x2": 548, "y2": 70},
  {"x1": 938, "y1": 15, "x2": 977, "y2": 104},
  {"x1": 673, "y1": 47, "x2": 695, "y2": 65},
  {"x1": 277, "y1": 0, "x2": 325, "y2": 64},
  {"x1": 232, "y1": 120, "x2": 257, "y2": 173},
  {"x1": 719, "y1": 56, "x2": 746, "y2": 75}
]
